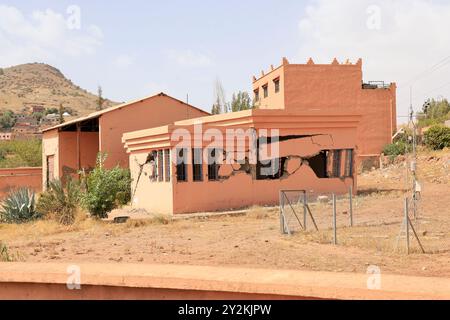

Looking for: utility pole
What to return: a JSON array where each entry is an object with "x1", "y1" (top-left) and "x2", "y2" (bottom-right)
[{"x1": 409, "y1": 87, "x2": 418, "y2": 220}]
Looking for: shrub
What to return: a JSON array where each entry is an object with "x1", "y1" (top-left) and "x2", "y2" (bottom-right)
[
  {"x1": 0, "y1": 139, "x2": 42, "y2": 168},
  {"x1": 36, "y1": 179, "x2": 81, "y2": 225},
  {"x1": 0, "y1": 188, "x2": 39, "y2": 224},
  {"x1": 81, "y1": 154, "x2": 132, "y2": 219},
  {"x1": 383, "y1": 141, "x2": 410, "y2": 158},
  {"x1": 424, "y1": 125, "x2": 450, "y2": 150}
]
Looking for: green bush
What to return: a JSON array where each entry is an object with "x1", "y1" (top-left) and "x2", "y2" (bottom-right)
[
  {"x1": 36, "y1": 179, "x2": 81, "y2": 225},
  {"x1": 383, "y1": 141, "x2": 410, "y2": 158},
  {"x1": 424, "y1": 125, "x2": 450, "y2": 150},
  {"x1": 81, "y1": 154, "x2": 131, "y2": 219},
  {"x1": 0, "y1": 139, "x2": 42, "y2": 168},
  {"x1": 0, "y1": 188, "x2": 39, "y2": 224}
]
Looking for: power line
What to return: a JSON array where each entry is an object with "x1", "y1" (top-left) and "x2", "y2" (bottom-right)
[{"x1": 398, "y1": 54, "x2": 450, "y2": 88}]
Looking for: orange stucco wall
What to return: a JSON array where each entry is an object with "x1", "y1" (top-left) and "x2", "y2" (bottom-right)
[
  {"x1": 0, "y1": 167, "x2": 42, "y2": 198},
  {"x1": 100, "y1": 95, "x2": 208, "y2": 169},
  {"x1": 123, "y1": 111, "x2": 360, "y2": 215},
  {"x1": 252, "y1": 59, "x2": 397, "y2": 161},
  {"x1": 58, "y1": 131, "x2": 99, "y2": 179}
]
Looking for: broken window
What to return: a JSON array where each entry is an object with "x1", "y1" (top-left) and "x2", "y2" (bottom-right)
[
  {"x1": 326, "y1": 149, "x2": 354, "y2": 178},
  {"x1": 157, "y1": 150, "x2": 164, "y2": 182},
  {"x1": 208, "y1": 148, "x2": 220, "y2": 181},
  {"x1": 308, "y1": 151, "x2": 328, "y2": 178},
  {"x1": 192, "y1": 148, "x2": 203, "y2": 182},
  {"x1": 344, "y1": 149, "x2": 354, "y2": 177},
  {"x1": 256, "y1": 158, "x2": 284, "y2": 180},
  {"x1": 176, "y1": 148, "x2": 188, "y2": 182},
  {"x1": 164, "y1": 149, "x2": 171, "y2": 182}
]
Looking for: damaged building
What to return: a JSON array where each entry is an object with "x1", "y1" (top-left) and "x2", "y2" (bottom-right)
[
  {"x1": 122, "y1": 57, "x2": 395, "y2": 215},
  {"x1": 123, "y1": 110, "x2": 360, "y2": 215},
  {"x1": 41, "y1": 93, "x2": 208, "y2": 188}
]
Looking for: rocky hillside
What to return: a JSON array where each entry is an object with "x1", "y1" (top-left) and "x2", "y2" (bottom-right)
[{"x1": 0, "y1": 63, "x2": 116, "y2": 116}]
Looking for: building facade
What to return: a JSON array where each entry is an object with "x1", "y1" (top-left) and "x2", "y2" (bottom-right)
[
  {"x1": 252, "y1": 58, "x2": 397, "y2": 169},
  {"x1": 123, "y1": 110, "x2": 360, "y2": 215},
  {"x1": 42, "y1": 93, "x2": 209, "y2": 188}
]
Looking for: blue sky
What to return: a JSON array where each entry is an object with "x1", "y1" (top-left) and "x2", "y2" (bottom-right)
[{"x1": 2, "y1": 0, "x2": 450, "y2": 120}]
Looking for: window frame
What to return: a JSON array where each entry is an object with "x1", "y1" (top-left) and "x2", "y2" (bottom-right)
[
  {"x1": 176, "y1": 148, "x2": 188, "y2": 182},
  {"x1": 192, "y1": 148, "x2": 203, "y2": 182},
  {"x1": 273, "y1": 77, "x2": 280, "y2": 93}
]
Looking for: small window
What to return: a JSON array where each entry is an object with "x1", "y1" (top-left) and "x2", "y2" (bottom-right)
[
  {"x1": 208, "y1": 149, "x2": 220, "y2": 181},
  {"x1": 254, "y1": 89, "x2": 260, "y2": 102},
  {"x1": 263, "y1": 84, "x2": 268, "y2": 98},
  {"x1": 192, "y1": 148, "x2": 203, "y2": 182},
  {"x1": 164, "y1": 149, "x2": 171, "y2": 182},
  {"x1": 274, "y1": 78, "x2": 280, "y2": 93},
  {"x1": 157, "y1": 150, "x2": 164, "y2": 182},
  {"x1": 176, "y1": 148, "x2": 188, "y2": 182}
]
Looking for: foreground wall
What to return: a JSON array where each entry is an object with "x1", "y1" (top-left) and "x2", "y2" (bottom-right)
[
  {"x1": 0, "y1": 263, "x2": 448, "y2": 300},
  {"x1": 0, "y1": 167, "x2": 42, "y2": 198}
]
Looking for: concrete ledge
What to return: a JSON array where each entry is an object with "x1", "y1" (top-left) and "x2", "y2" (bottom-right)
[{"x1": 0, "y1": 263, "x2": 448, "y2": 300}]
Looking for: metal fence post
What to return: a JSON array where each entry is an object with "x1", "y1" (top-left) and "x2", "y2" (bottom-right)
[
  {"x1": 405, "y1": 198, "x2": 410, "y2": 254},
  {"x1": 279, "y1": 191, "x2": 284, "y2": 234},
  {"x1": 349, "y1": 185, "x2": 353, "y2": 227},
  {"x1": 333, "y1": 194, "x2": 337, "y2": 245},
  {"x1": 303, "y1": 192, "x2": 307, "y2": 230}
]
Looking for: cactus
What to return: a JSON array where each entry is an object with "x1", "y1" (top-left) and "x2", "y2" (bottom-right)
[{"x1": 0, "y1": 188, "x2": 38, "y2": 224}]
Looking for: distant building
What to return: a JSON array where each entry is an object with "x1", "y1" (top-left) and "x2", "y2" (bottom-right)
[
  {"x1": 0, "y1": 132, "x2": 12, "y2": 141},
  {"x1": 23, "y1": 103, "x2": 46, "y2": 115},
  {"x1": 11, "y1": 123, "x2": 41, "y2": 140}
]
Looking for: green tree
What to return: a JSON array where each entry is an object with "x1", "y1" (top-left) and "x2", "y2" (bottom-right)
[
  {"x1": 419, "y1": 98, "x2": 450, "y2": 126},
  {"x1": 424, "y1": 125, "x2": 450, "y2": 150},
  {"x1": 0, "y1": 68, "x2": 4, "y2": 76},
  {"x1": 0, "y1": 110, "x2": 15, "y2": 129},
  {"x1": 230, "y1": 91, "x2": 253, "y2": 112}
]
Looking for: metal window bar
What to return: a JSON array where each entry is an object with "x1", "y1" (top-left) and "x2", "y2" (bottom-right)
[
  {"x1": 208, "y1": 148, "x2": 220, "y2": 181},
  {"x1": 157, "y1": 150, "x2": 164, "y2": 182},
  {"x1": 164, "y1": 149, "x2": 171, "y2": 182},
  {"x1": 192, "y1": 148, "x2": 203, "y2": 181},
  {"x1": 176, "y1": 148, "x2": 188, "y2": 182}
]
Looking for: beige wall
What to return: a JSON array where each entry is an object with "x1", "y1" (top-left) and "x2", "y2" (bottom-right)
[
  {"x1": 42, "y1": 129, "x2": 59, "y2": 188},
  {"x1": 129, "y1": 151, "x2": 174, "y2": 214},
  {"x1": 253, "y1": 65, "x2": 285, "y2": 110}
]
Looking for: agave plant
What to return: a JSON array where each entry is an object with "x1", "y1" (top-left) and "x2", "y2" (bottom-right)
[{"x1": 0, "y1": 188, "x2": 38, "y2": 224}]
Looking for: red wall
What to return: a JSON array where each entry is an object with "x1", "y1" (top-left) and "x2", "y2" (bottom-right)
[{"x1": 0, "y1": 167, "x2": 42, "y2": 198}]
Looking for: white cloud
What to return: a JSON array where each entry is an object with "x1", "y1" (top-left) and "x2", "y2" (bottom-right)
[
  {"x1": 113, "y1": 54, "x2": 134, "y2": 69},
  {"x1": 297, "y1": 0, "x2": 450, "y2": 120},
  {"x1": 0, "y1": 5, "x2": 103, "y2": 66},
  {"x1": 167, "y1": 49, "x2": 213, "y2": 67}
]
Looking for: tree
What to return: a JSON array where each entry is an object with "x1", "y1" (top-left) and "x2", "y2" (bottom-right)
[
  {"x1": 58, "y1": 103, "x2": 65, "y2": 124},
  {"x1": 0, "y1": 110, "x2": 15, "y2": 129},
  {"x1": 419, "y1": 98, "x2": 450, "y2": 126},
  {"x1": 230, "y1": 91, "x2": 253, "y2": 112},
  {"x1": 96, "y1": 86, "x2": 105, "y2": 111},
  {"x1": 211, "y1": 79, "x2": 227, "y2": 114},
  {"x1": 0, "y1": 68, "x2": 4, "y2": 76}
]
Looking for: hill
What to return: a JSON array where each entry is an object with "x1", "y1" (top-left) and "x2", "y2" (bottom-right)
[{"x1": 0, "y1": 63, "x2": 116, "y2": 116}]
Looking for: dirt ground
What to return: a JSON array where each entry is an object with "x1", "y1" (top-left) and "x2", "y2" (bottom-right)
[{"x1": 1, "y1": 149, "x2": 449, "y2": 278}]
